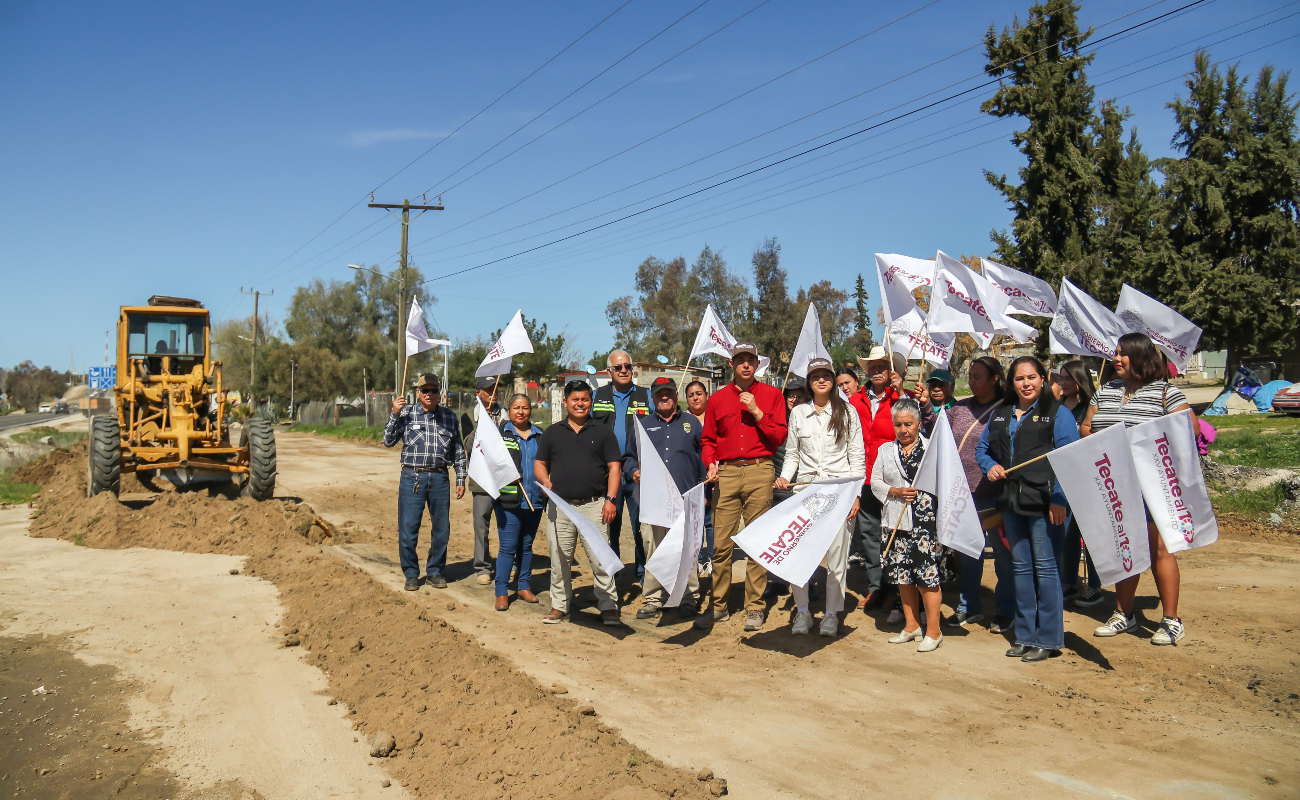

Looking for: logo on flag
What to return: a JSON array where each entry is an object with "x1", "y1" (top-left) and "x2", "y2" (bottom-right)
[
  {"x1": 732, "y1": 477, "x2": 860, "y2": 587},
  {"x1": 476, "y1": 310, "x2": 534, "y2": 378},
  {"x1": 1128, "y1": 410, "x2": 1218, "y2": 554}
]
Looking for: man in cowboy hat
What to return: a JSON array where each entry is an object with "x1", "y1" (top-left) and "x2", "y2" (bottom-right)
[{"x1": 848, "y1": 346, "x2": 912, "y2": 611}]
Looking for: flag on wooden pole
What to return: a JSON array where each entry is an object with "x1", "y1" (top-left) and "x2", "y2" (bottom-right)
[
  {"x1": 476, "y1": 310, "x2": 534, "y2": 378},
  {"x1": 911, "y1": 412, "x2": 985, "y2": 559},
  {"x1": 466, "y1": 398, "x2": 520, "y2": 500}
]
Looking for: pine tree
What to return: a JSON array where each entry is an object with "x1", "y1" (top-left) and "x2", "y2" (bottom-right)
[
  {"x1": 1158, "y1": 51, "x2": 1300, "y2": 364},
  {"x1": 750, "y1": 237, "x2": 798, "y2": 374},
  {"x1": 851, "y1": 273, "x2": 876, "y2": 355},
  {"x1": 1091, "y1": 101, "x2": 1171, "y2": 304},
  {"x1": 982, "y1": 0, "x2": 1098, "y2": 291}
]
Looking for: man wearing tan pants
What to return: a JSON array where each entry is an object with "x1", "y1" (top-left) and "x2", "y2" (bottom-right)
[{"x1": 696, "y1": 342, "x2": 789, "y2": 632}]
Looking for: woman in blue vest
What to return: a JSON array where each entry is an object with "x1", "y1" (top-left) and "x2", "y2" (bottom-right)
[
  {"x1": 976, "y1": 357, "x2": 1079, "y2": 662},
  {"x1": 494, "y1": 394, "x2": 547, "y2": 612}
]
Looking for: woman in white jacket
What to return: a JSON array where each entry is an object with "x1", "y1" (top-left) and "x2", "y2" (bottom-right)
[
  {"x1": 775, "y1": 358, "x2": 865, "y2": 637},
  {"x1": 870, "y1": 398, "x2": 944, "y2": 652}
]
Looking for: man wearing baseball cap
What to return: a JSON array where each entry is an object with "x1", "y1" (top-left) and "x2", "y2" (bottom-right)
[
  {"x1": 462, "y1": 375, "x2": 508, "y2": 586},
  {"x1": 384, "y1": 373, "x2": 467, "y2": 591},
  {"x1": 624, "y1": 376, "x2": 706, "y2": 619},
  {"x1": 697, "y1": 342, "x2": 788, "y2": 632}
]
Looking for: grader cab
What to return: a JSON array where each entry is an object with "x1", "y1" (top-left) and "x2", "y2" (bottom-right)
[{"x1": 87, "y1": 296, "x2": 276, "y2": 499}]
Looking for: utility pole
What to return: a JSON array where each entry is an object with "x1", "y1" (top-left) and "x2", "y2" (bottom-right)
[
  {"x1": 367, "y1": 196, "x2": 443, "y2": 394},
  {"x1": 241, "y1": 288, "x2": 273, "y2": 412},
  {"x1": 289, "y1": 359, "x2": 296, "y2": 422},
  {"x1": 362, "y1": 367, "x2": 369, "y2": 426}
]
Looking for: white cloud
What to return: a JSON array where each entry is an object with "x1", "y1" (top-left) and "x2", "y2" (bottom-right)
[{"x1": 344, "y1": 128, "x2": 452, "y2": 148}]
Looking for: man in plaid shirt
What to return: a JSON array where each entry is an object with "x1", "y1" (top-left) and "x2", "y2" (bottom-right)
[{"x1": 384, "y1": 373, "x2": 467, "y2": 591}]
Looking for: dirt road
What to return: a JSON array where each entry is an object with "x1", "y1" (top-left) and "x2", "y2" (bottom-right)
[{"x1": 277, "y1": 433, "x2": 1299, "y2": 798}]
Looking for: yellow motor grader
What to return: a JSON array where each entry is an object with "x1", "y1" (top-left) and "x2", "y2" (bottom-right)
[{"x1": 87, "y1": 296, "x2": 275, "y2": 499}]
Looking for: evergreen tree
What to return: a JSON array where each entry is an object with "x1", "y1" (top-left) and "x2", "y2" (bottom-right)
[
  {"x1": 750, "y1": 237, "x2": 798, "y2": 374},
  {"x1": 982, "y1": 0, "x2": 1099, "y2": 291},
  {"x1": 1158, "y1": 51, "x2": 1300, "y2": 364},
  {"x1": 1090, "y1": 101, "x2": 1171, "y2": 304}
]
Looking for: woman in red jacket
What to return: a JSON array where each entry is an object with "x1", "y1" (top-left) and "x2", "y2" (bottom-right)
[{"x1": 850, "y1": 345, "x2": 912, "y2": 611}]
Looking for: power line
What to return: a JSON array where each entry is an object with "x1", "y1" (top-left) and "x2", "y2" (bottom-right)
[
  {"x1": 414, "y1": 0, "x2": 1215, "y2": 286},
  {"x1": 233, "y1": 0, "x2": 636, "y2": 293},
  {"x1": 399, "y1": 0, "x2": 1199, "y2": 264},
  {"x1": 419, "y1": 0, "x2": 770, "y2": 198}
]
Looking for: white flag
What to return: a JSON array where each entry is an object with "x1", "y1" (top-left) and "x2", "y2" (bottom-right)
[
  {"x1": 541, "y1": 487, "x2": 624, "y2": 578},
  {"x1": 1047, "y1": 424, "x2": 1151, "y2": 587},
  {"x1": 887, "y1": 307, "x2": 954, "y2": 368},
  {"x1": 788, "y1": 303, "x2": 833, "y2": 378},
  {"x1": 476, "y1": 310, "x2": 534, "y2": 378},
  {"x1": 688, "y1": 304, "x2": 738, "y2": 361},
  {"x1": 732, "y1": 477, "x2": 861, "y2": 588},
  {"x1": 1001, "y1": 314, "x2": 1040, "y2": 345},
  {"x1": 1050, "y1": 279, "x2": 1126, "y2": 360},
  {"x1": 981, "y1": 258, "x2": 1058, "y2": 317},
  {"x1": 632, "y1": 419, "x2": 683, "y2": 528},
  {"x1": 405, "y1": 296, "x2": 451, "y2": 357},
  {"x1": 874, "y1": 253, "x2": 933, "y2": 323},
  {"x1": 1115, "y1": 284, "x2": 1203, "y2": 373},
  {"x1": 928, "y1": 251, "x2": 1014, "y2": 336},
  {"x1": 466, "y1": 399, "x2": 519, "y2": 500},
  {"x1": 643, "y1": 483, "x2": 707, "y2": 607},
  {"x1": 755, "y1": 355, "x2": 772, "y2": 377},
  {"x1": 1128, "y1": 410, "x2": 1218, "y2": 554},
  {"x1": 911, "y1": 412, "x2": 985, "y2": 559}
]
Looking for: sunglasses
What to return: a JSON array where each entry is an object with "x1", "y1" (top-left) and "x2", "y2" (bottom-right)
[
  {"x1": 610, "y1": 364, "x2": 633, "y2": 372},
  {"x1": 417, "y1": 386, "x2": 438, "y2": 395}
]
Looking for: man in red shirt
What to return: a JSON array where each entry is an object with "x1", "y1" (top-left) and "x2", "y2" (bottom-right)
[
  {"x1": 696, "y1": 342, "x2": 789, "y2": 632},
  {"x1": 850, "y1": 346, "x2": 911, "y2": 611}
]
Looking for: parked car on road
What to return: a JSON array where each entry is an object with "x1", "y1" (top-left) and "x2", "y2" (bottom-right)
[
  {"x1": 38, "y1": 403, "x2": 52, "y2": 413},
  {"x1": 55, "y1": 402, "x2": 69, "y2": 414},
  {"x1": 1271, "y1": 382, "x2": 1300, "y2": 415}
]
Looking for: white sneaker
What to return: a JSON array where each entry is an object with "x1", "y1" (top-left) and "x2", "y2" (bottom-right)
[
  {"x1": 886, "y1": 608, "x2": 904, "y2": 625},
  {"x1": 888, "y1": 628, "x2": 923, "y2": 644},
  {"x1": 819, "y1": 614, "x2": 838, "y2": 637},
  {"x1": 1093, "y1": 610, "x2": 1138, "y2": 637},
  {"x1": 791, "y1": 610, "x2": 814, "y2": 635},
  {"x1": 917, "y1": 634, "x2": 943, "y2": 653},
  {"x1": 1151, "y1": 616, "x2": 1185, "y2": 645}
]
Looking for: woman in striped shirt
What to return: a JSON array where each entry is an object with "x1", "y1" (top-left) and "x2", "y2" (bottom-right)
[{"x1": 1081, "y1": 333, "x2": 1196, "y2": 646}]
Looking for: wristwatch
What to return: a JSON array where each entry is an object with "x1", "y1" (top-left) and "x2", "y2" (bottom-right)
[{"x1": 604, "y1": 495, "x2": 617, "y2": 504}]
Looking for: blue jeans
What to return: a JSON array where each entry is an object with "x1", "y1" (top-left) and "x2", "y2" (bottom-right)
[
  {"x1": 1002, "y1": 511, "x2": 1066, "y2": 651},
  {"x1": 957, "y1": 501, "x2": 1016, "y2": 620},
  {"x1": 608, "y1": 481, "x2": 644, "y2": 580},
  {"x1": 1059, "y1": 514, "x2": 1101, "y2": 591},
  {"x1": 493, "y1": 505, "x2": 542, "y2": 597},
  {"x1": 397, "y1": 468, "x2": 451, "y2": 580},
  {"x1": 698, "y1": 489, "x2": 715, "y2": 565}
]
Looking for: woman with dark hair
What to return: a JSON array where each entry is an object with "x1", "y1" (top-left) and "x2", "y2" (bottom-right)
[
  {"x1": 835, "y1": 367, "x2": 861, "y2": 397},
  {"x1": 1082, "y1": 333, "x2": 1196, "y2": 646},
  {"x1": 1054, "y1": 360, "x2": 1103, "y2": 608},
  {"x1": 777, "y1": 359, "x2": 864, "y2": 635},
  {"x1": 976, "y1": 356, "x2": 1079, "y2": 662},
  {"x1": 943, "y1": 356, "x2": 1016, "y2": 632},
  {"x1": 493, "y1": 394, "x2": 546, "y2": 611}
]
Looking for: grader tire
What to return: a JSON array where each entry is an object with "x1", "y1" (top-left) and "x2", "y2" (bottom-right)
[
  {"x1": 240, "y1": 418, "x2": 277, "y2": 501},
  {"x1": 87, "y1": 415, "x2": 121, "y2": 498}
]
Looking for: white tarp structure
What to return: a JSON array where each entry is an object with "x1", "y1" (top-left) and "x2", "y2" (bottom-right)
[
  {"x1": 1127, "y1": 410, "x2": 1218, "y2": 554},
  {"x1": 1049, "y1": 279, "x2": 1127, "y2": 360},
  {"x1": 1047, "y1": 424, "x2": 1151, "y2": 587},
  {"x1": 732, "y1": 477, "x2": 861, "y2": 588},
  {"x1": 911, "y1": 412, "x2": 985, "y2": 559},
  {"x1": 405, "y1": 296, "x2": 451, "y2": 356},
  {"x1": 1116, "y1": 284, "x2": 1203, "y2": 373},
  {"x1": 476, "y1": 310, "x2": 534, "y2": 378},
  {"x1": 466, "y1": 398, "x2": 519, "y2": 500},
  {"x1": 540, "y1": 488, "x2": 624, "y2": 578},
  {"x1": 642, "y1": 483, "x2": 708, "y2": 607}
]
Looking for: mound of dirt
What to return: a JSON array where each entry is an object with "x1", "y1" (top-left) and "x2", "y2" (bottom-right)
[{"x1": 20, "y1": 444, "x2": 711, "y2": 800}]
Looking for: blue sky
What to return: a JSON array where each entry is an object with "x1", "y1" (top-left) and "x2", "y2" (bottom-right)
[{"x1": 3, "y1": 0, "x2": 1298, "y2": 370}]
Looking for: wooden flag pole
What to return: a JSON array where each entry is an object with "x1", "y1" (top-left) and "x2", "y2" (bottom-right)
[
  {"x1": 518, "y1": 479, "x2": 536, "y2": 511},
  {"x1": 678, "y1": 359, "x2": 693, "y2": 389},
  {"x1": 781, "y1": 369, "x2": 793, "y2": 391},
  {"x1": 1001, "y1": 450, "x2": 1052, "y2": 476},
  {"x1": 399, "y1": 357, "x2": 410, "y2": 399}
]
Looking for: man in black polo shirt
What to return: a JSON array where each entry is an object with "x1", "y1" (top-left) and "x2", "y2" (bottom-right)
[{"x1": 535, "y1": 380, "x2": 623, "y2": 626}]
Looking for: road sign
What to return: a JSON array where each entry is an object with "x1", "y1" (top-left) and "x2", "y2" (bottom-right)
[{"x1": 88, "y1": 366, "x2": 117, "y2": 390}]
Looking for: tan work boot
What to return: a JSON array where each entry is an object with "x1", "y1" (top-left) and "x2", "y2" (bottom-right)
[{"x1": 743, "y1": 610, "x2": 765, "y2": 631}]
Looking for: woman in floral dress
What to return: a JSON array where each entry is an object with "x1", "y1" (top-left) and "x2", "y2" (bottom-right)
[{"x1": 870, "y1": 398, "x2": 945, "y2": 653}]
